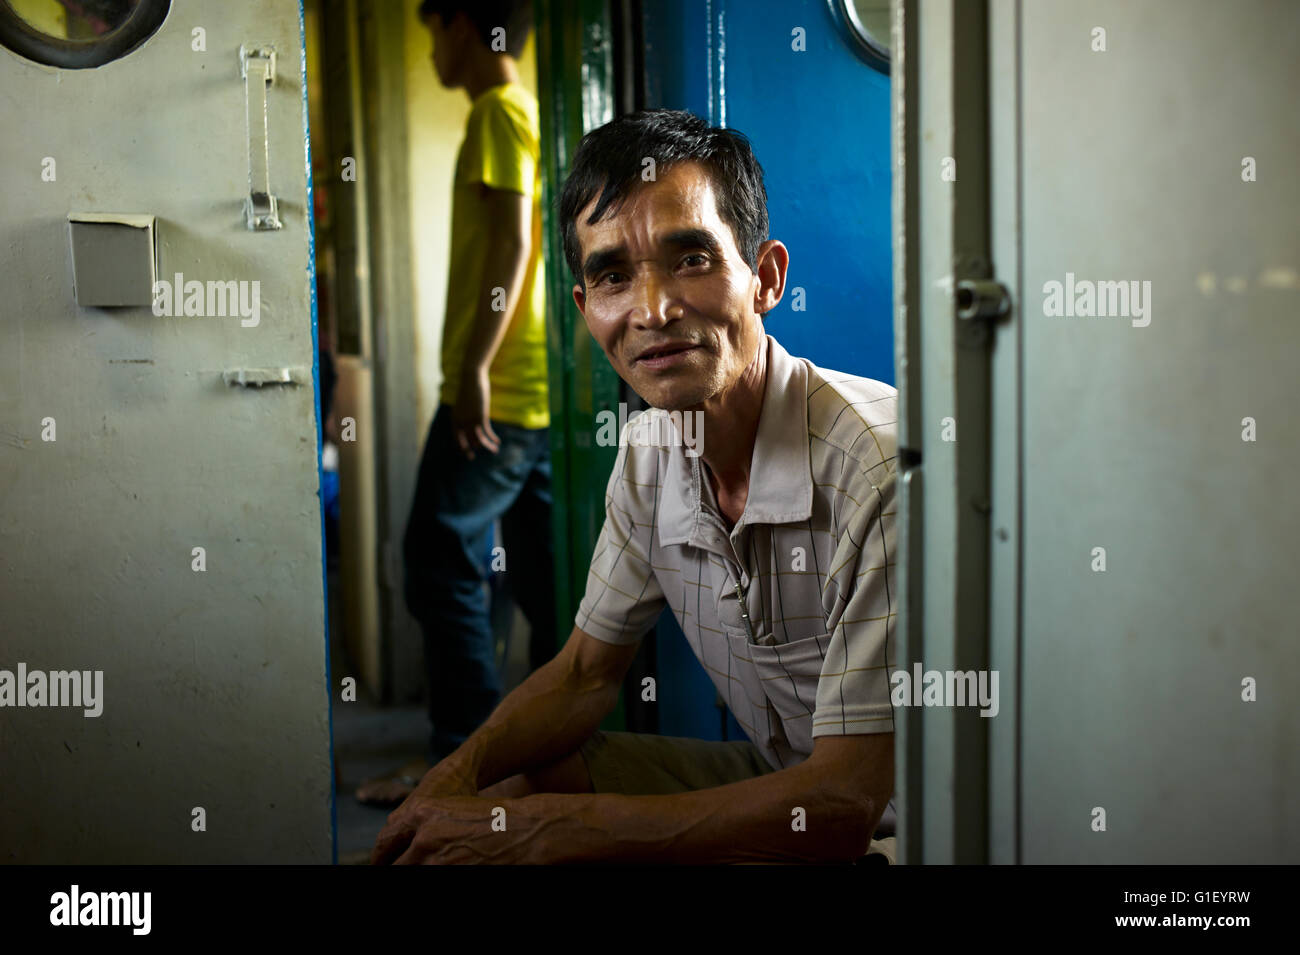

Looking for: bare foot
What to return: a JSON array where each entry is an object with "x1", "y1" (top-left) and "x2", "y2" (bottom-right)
[{"x1": 354, "y1": 757, "x2": 430, "y2": 807}]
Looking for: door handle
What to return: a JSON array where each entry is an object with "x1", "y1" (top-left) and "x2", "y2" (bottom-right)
[{"x1": 240, "y1": 44, "x2": 282, "y2": 231}]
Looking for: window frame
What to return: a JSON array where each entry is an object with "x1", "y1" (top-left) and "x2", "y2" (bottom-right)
[{"x1": 0, "y1": 0, "x2": 171, "y2": 69}]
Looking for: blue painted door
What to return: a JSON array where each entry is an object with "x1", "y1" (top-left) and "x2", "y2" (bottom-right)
[{"x1": 641, "y1": 0, "x2": 893, "y2": 740}]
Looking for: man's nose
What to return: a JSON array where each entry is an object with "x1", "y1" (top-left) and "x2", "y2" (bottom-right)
[{"x1": 630, "y1": 271, "x2": 677, "y2": 328}]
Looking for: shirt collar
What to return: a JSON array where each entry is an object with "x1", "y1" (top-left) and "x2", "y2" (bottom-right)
[{"x1": 658, "y1": 334, "x2": 813, "y2": 546}]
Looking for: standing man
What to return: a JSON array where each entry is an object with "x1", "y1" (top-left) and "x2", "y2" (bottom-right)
[{"x1": 357, "y1": 0, "x2": 553, "y2": 807}]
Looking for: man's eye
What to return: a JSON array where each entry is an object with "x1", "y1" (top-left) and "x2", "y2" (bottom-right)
[
  {"x1": 599, "y1": 272, "x2": 626, "y2": 286},
  {"x1": 681, "y1": 254, "x2": 708, "y2": 268}
]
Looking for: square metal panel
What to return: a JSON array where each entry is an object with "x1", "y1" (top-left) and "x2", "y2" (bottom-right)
[{"x1": 68, "y1": 213, "x2": 157, "y2": 307}]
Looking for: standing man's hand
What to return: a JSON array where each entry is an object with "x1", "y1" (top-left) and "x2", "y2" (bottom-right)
[{"x1": 452, "y1": 367, "x2": 500, "y2": 459}]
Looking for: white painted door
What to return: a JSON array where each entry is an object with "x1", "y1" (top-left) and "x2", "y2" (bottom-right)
[
  {"x1": 899, "y1": 0, "x2": 1299, "y2": 863},
  {"x1": 0, "y1": 0, "x2": 332, "y2": 863},
  {"x1": 1008, "y1": 0, "x2": 1299, "y2": 865}
]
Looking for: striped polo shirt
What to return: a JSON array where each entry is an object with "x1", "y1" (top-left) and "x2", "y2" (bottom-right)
[{"x1": 576, "y1": 333, "x2": 898, "y2": 772}]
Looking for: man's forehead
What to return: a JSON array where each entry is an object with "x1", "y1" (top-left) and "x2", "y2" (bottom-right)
[{"x1": 577, "y1": 162, "x2": 724, "y2": 238}]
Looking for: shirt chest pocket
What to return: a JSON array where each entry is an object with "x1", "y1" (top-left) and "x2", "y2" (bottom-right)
[{"x1": 725, "y1": 625, "x2": 828, "y2": 754}]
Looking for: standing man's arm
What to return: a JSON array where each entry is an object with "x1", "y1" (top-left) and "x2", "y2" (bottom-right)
[{"x1": 452, "y1": 186, "x2": 533, "y2": 458}]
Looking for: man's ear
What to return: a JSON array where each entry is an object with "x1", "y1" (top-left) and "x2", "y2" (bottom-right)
[
  {"x1": 753, "y1": 239, "x2": 789, "y2": 315},
  {"x1": 572, "y1": 283, "x2": 587, "y2": 317}
]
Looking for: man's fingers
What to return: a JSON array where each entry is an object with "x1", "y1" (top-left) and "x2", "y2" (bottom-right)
[
  {"x1": 476, "y1": 424, "x2": 500, "y2": 453},
  {"x1": 392, "y1": 826, "x2": 438, "y2": 865},
  {"x1": 454, "y1": 427, "x2": 475, "y2": 460},
  {"x1": 371, "y1": 820, "x2": 415, "y2": 865},
  {"x1": 392, "y1": 847, "x2": 417, "y2": 865},
  {"x1": 371, "y1": 832, "x2": 400, "y2": 865}
]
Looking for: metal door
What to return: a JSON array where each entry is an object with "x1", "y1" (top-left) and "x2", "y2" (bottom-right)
[
  {"x1": 1011, "y1": 0, "x2": 1299, "y2": 864},
  {"x1": 0, "y1": 0, "x2": 333, "y2": 863},
  {"x1": 899, "y1": 0, "x2": 1300, "y2": 863}
]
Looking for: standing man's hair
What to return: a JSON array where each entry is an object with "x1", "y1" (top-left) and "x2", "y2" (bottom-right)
[
  {"x1": 416, "y1": 0, "x2": 534, "y2": 58},
  {"x1": 559, "y1": 109, "x2": 770, "y2": 287}
]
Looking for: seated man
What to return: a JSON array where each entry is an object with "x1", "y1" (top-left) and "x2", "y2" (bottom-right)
[{"x1": 372, "y1": 109, "x2": 898, "y2": 865}]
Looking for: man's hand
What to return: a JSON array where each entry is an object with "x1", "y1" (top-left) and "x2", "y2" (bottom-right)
[
  {"x1": 451, "y1": 367, "x2": 500, "y2": 459},
  {"x1": 371, "y1": 760, "x2": 482, "y2": 864},
  {"x1": 377, "y1": 795, "x2": 544, "y2": 865},
  {"x1": 372, "y1": 780, "x2": 574, "y2": 865}
]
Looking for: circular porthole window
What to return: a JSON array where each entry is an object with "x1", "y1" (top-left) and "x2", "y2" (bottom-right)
[
  {"x1": 0, "y1": 0, "x2": 170, "y2": 69},
  {"x1": 828, "y1": 0, "x2": 890, "y2": 74}
]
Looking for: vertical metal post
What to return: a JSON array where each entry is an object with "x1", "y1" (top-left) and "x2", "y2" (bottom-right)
[
  {"x1": 535, "y1": 0, "x2": 625, "y2": 726},
  {"x1": 895, "y1": 0, "x2": 998, "y2": 863}
]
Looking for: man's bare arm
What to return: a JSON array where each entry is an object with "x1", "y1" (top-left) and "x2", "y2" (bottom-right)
[
  {"x1": 449, "y1": 186, "x2": 533, "y2": 456},
  {"x1": 370, "y1": 628, "x2": 639, "y2": 864},
  {"x1": 458, "y1": 186, "x2": 532, "y2": 378},
  {"x1": 447, "y1": 627, "x2": 639, "y2": 791},
  {"x1": 503, "y1": 732, "x2": 894, "y2": 864}
]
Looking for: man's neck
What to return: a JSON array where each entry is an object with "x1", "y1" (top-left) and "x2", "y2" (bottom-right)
[
  {"x1": 463, "y1": 55, "x2": 519, "y2": 102},
  {"x1": 696, "y1": 336, "x2": 769, "y2": 521}
]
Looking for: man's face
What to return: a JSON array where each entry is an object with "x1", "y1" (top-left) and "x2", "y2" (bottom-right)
[
  {"x1": 423, "y1": 13, "x2": 462, "y2": 88},
  {"x1": 572, "y1": 162, "x2": 767, "y2": 412}
]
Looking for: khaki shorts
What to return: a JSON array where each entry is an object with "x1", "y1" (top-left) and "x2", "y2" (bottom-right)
[{"x1": 577, "y1": 730, "x2": 896, "y2": 864}]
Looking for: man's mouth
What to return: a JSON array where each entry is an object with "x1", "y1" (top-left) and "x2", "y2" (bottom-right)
[{"x1": 634, "y1": 342, "x2": 697, "y2": 363}]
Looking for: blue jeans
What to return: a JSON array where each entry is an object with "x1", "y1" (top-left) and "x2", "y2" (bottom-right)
[{"x1": 402, "y1": 404, "x2": 556, "y2": 764}]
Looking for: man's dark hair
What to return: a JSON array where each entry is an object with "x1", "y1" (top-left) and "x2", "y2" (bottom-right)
[
  {"x1": 417, "y1": 0, "x2": 533, "y2": 58},
  {"x1": 559, "y1": 109, "x2": 770, "y2": 287}
]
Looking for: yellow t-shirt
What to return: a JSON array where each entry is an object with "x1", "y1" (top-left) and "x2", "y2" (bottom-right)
[{"x1": 439, "y1": 83, "x2": 549, "y2": 430}]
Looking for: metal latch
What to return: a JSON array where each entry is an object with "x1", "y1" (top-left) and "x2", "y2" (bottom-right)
[
  {"x1": 955, "y1": 279, "x2": 1012, "y2": 321},
  {"x1": 955, "y1": 278, "x2": 1012, "y2": 345}
]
